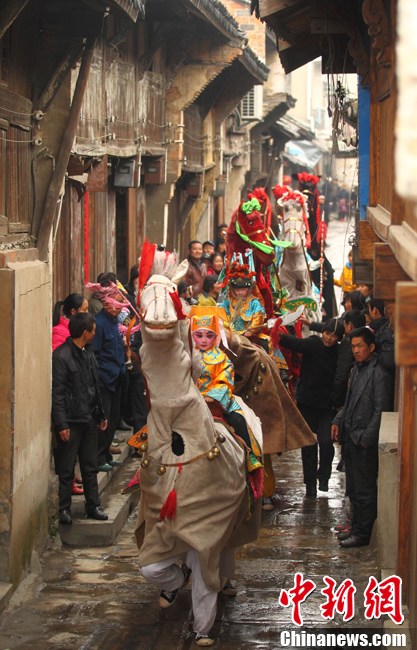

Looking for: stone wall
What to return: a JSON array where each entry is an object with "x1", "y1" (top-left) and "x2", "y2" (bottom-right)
[{"x1": 0, "y1": 258, "x2": 51, "y2": 585}]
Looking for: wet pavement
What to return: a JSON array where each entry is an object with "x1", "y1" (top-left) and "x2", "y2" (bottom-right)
[{"x1": 0, "y1": 449, "x2": 404, "y2": 650}]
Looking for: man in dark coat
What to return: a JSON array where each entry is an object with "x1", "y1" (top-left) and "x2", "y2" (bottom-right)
[
  {"x1": 52, "y1": 312, "x2": 108, "y2": 525},
  {"x1": 368, "y1": 298, "x2": 395, "y2": 376},
  {"x1": 184, "y1": 240, "x2": 207, "y2": 297},
  {"x1": 331, "y1": 327, "x2": 392, "y2": 547},
  {"x1": 332, "y1": 310, "x2": 366, "y2": 410},
  {"x1": 279, "y1": 318, "x2": 344, "y2": 496},
  {"x1": 92, "y1": 287, "x2": 126, "y2": 471}
]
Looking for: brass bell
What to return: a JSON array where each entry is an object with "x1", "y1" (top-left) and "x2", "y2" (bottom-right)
[
  {"x1": 141, "y1": 458, "x2": 150, "y2": 469},
  {"x1": 140, "y1": 431, "x2": 148, "y2": 441},
  {"x1": 139, "y1": 441, "x2": 148, "y2": 452},
  {"x1": 260, "y1": 362, "x2": 266, "y2": 372},
  {"x1": 256, "y1": 375, "x2": 263, "y2": 384},
  {"x1": 157, "y1": 464, "x2": 167, "y2": 475},
  {"x1": 207, "y1": 451, "x2": 216, "y2": 461},
  {"x1": 253, "y1": 386, "x2": 259, "y2": 395},
  {"x1": 216, "y1": 433, "x2": 226, "y2": 444},
  {"x1": 212, "y1": 446, "x2": 220, "y2": 456}
]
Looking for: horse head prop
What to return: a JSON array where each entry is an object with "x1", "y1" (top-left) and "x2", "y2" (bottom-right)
[{"x1": 274, "y1": 186, "x2": 310, "y2": 251}]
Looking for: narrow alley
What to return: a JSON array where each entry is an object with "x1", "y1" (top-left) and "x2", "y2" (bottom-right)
[{"x1": 0, "y1": 449, "x2": 403, "y2": 650}]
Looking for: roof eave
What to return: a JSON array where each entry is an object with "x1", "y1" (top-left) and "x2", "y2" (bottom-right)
[{"x1": 186, "y1": 0, "x2": 247, "y2": 47}]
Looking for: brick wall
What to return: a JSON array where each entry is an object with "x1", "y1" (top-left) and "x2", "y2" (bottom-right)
[{"x1": 223, "y1": 0, "x2": 266, "y2": 62}]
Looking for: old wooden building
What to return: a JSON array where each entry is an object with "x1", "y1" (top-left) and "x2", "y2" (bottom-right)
[
  {"x1": 251, "y1": 0, "x2": 417, "y2": 634},
  {"x1": 0, "y1": 0, "x2": 292, "y2": 602}
]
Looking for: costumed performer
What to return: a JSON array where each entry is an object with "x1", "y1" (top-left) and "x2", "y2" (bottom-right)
[{"x1": 190, "y1": 307, "x2": 262, "y2": 473}]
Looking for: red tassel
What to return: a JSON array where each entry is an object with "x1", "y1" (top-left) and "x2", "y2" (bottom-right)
[
  {"x1": 270, "y1": 317, "x2": 283, "y2": 349},
  {"x1": 248, "y1": 468, "x2": 264, "y2": 500},
  {"x1": 169, "y1": 291, "x2": 187, "y2": 320},
  {"x1": 159, "y1": 488, "x2": 177, "y2": 521},
  {"x1": 138, "y1": 239, "x2": 157, "y2": 293}
]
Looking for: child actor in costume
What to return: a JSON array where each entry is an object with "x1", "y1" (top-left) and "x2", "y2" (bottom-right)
[
  {"x1": 220, "y1": 260, "x2": 288, "y2": 380},
  {"x1": 190, "y1": 309, "x2": 261, "y2": 471},
  {"x1": 220, "y1": 261, "x2": 267, "y2": 342}
]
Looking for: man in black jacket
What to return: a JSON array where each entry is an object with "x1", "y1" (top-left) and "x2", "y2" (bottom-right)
[
  {"x1": 52, "y1": 312, "x2": 109, "y2": 525},
  {"x1": 279, "y1": 318, "x2": 344, "y2": 496},
  {"x1": 332, "y1": 310, "x2": 366, "y2": 410},
  {"x1": 368, "y1": 297, "x2": 395, "y2": 379},
  {"x1": 331, "y1": 327, "x2": 392, "y2": 547}
]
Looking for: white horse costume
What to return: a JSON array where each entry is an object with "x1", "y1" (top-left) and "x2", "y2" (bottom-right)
[
  {"x1": 135, "y1": 273, "x2": 262, "y2": 636},
  {"x1": 278, "y1": 190, "x2": 313, "y2": 298}
]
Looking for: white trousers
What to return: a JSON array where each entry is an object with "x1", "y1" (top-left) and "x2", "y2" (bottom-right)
[{"x1": 141, "y1": 549, "x2": 217, "y2": 635}]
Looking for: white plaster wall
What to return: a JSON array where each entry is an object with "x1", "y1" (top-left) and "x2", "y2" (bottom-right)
[
  {"x1": 395, "y1": 0, "x2": 417, "y2": 200},
  {"x1": 9, "y1": 261, "x2": 51, "y2": 556}
]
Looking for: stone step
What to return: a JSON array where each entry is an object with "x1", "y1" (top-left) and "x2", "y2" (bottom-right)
[
  {"x1": 0, "y1": 582, "x2": 13, "y2": 613},
  {"x1": 60, "y1": 447, "x2": 141, "y2": 547}
]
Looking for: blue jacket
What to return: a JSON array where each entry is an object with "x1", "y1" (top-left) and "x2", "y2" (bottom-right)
[{"x1": 92, "y1": 310, "x2": 125, "y2": 391}]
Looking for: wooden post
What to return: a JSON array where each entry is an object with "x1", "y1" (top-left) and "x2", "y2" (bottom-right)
[
  {"x1": 395, "y1": 282, "x2": 417, "y2": 603},
  {"x1": 0, "y1": 0, "x2": 30, "y2": 39},
  {"x1": 37, "y1": 36, "x2": 97, "y2": 261}
]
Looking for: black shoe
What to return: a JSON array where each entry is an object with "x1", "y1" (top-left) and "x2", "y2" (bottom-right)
[
  {"x1": 221, "y1": 579, "x2": 237, "y2": 597},
  {"x1": 59, "y1": 509, "x2": 72, "y2": 525},
  {"x1": 305, "y1": 482, "x2": 317, "y2": 497},
  {"x1": 85, "y1": 506, "x2": 108, "y2": 521},
  {"x1": 117, "y1": 419, "x2": 132, "y2": 431},
  {"x1": 339, "y1": 534, "x2": 369, "y2": 548},
  {"x1": 159, "y1": 588, "x2": 179, "y2": 608},
  {"x1": 336, "y1": 458, "x2": 345, "y2": 472},
  {"x1": 318, "y1": 479, "x2": 329, "y2": 492},
  {"x1": 158, "y1": 563, "x2": 191, "y2": 608},
  {"x1": 97, "y1": 463, "x2": 112, "y2": 472}
]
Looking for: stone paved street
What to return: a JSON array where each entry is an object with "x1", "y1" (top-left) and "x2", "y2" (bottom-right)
[{"x1": 0, "y1": 449, "x2": 405, "y2": 650}]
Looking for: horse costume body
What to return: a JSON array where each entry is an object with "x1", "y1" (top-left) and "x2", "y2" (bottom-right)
[
  {"x1": 135, "y1": 273, "x2": 262, "y2": 637},
  {"x1": 276, "y1": 188, "x2": 317, "y2": 306}
]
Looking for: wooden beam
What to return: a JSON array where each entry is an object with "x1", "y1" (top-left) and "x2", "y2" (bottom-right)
[
  {"x1": 0, "y1": 0, "x2": 30, "y2": 39},
  {"x1": 395, "y1": 282, "x2": 417, "y2": 366},
  {"x1": 373, "y1": 243, "x2": 410, "y2": 300},
  {"x1": 310, "y1": 18, "x2": 346, "y2": 34},
  {"x1": 352, "y1": 245, "x2": 373, "y2": 284},
  {"x1": 86, "y1": 156, "x2": 108, "y2": 193},
  {"x1": 358, "y1": 219, "x2": 381, "y2": 260},
  {"x1": 259, "y1": 0, "x2": 301, "y2": 18},
  {"x1": 37, "y1": 43, "x2": 84, "y2": 112},
  {"x1": 37, "y1": 37, "x2": 97, "y2": 260}
]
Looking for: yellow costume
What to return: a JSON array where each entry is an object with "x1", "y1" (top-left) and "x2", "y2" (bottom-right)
[{"x1": 334, "y1": 263, "x2": 356, "y2": 294}]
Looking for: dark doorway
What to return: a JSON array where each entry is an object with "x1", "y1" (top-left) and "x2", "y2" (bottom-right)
[{"x1": 116, "y1": 190, "x2": 128, "y2": 284}]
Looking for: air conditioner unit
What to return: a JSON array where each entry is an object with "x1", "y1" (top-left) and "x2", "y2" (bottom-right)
[{"x1": 240, "y1": 85, "x2": 263, "y2": 121}]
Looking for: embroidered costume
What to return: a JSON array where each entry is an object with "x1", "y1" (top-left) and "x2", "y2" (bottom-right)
[{"x1": 190, "y1": 309, "x2": 262, "y2": 473}]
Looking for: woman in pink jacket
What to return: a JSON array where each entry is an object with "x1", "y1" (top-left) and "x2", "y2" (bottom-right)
[{"x1": 52, "y1": 293, "x2": 88, "y2": 351}]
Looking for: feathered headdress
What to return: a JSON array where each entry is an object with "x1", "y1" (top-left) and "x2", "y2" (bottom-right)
[{"x1": 226, "y1": 261, "x2": 256, "y2": 288}]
